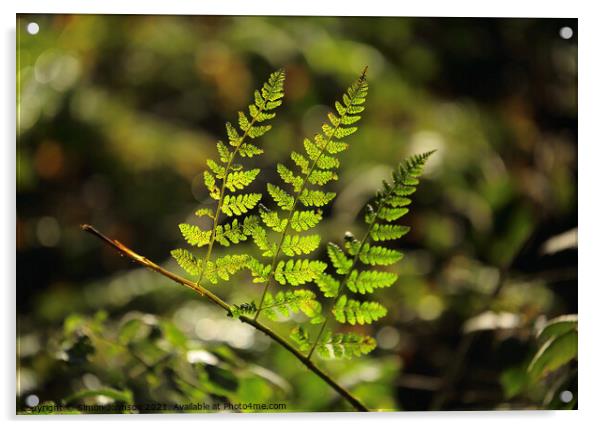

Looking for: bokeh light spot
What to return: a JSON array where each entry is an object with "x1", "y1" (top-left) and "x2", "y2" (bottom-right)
[{"x1": 36, "y1": 216, "x2": 61, "y2": 247}]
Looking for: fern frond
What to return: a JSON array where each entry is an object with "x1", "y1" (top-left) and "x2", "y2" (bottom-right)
[
  {"x1": 346, "y1": 269, "x2": 398, "y2": 294},
  {"x1": 246, "y1": 256, "x2": 272, "y2": 283},
  {"x1": 251, "y1": 226, "x2": 277, "y2": 257},
  {"x1": 332, "y1": 295, "x2": 387, "y2": 325},
  {"x1": 203, "y1": 171, "x2": 220, "y2": 200},
  {"x1": 221, "y1": 193, "x2": 262, "y2": 217},
  {"x1": 171, "y1": 248, "x2": 201, "y2": 276},
  {"x1": 327, "y1": 243, "x2": 352, "y2": 274},
  {"x1": 214, "y1": 216, "x2": 259, "y2": 246},
  {"x1": 178, "y1": 223, "x2": 211, "y2": 247},
  {"x1": 195, "y1": 208, "x2": 215, "y2": 219},
  {"x1": 352, "y1": 243, "x2": 404, "y2": 266},
  {"x1": 224, "y1": 169, "x2": 260, "y2": 192},
  {"x1": 315, "y1": 331, "x2": 376, "y2": 360},
  {"x1": 273, "y1": 259, "x2": 327, "y2": 286},
  {"x1": 267, "y1": 184, "x2": 294, "y2": 211},
  {"x1": 206, "y1": 254, "x2": 249, "y2": 282},
  {"x1": 289, "y1": 210, "x2": 323, "y2": 232},
  {"x1": 254, "y1": 69, "x2": 369, "y2": 320},
  {"x1": 370, "y1": 223, "x2": 410, "y2": 241},
  {"x1": 281, "y1": 234, "x2": 321, "y2": 256},
  {"x1": 262, "y1": 290, "x2": 322, "y2": 321},
  {"x1": 290, "y1": 326, "x2": 312, "y2": 353},
  {"x1": 238, "y1": 143, "x2": 263, "y2": 158},
  {"x1": 259, "y1": 207, "x2": 287, "y2": 233},
  {"x1": 315, "y1": 273, "x2": 340, "y2": 298},
  {"x1": 298, "y1": 189, "x2": 336, "y2": 207}
]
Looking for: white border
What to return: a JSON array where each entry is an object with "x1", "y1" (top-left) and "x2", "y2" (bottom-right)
[{"x1": 4, "y1": 1, "x2": 599, "y2": 428}]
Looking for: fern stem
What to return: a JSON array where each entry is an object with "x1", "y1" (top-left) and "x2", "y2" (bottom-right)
[
  {"x1": 81, "y1": 224, "x2": 369, "y2": 412},
  {"x1": 307, "y1": 189, "x2": 390, "y2": 359},
  {"x1": 255, "y1": 71, "x2": 367, "y2": 320}
]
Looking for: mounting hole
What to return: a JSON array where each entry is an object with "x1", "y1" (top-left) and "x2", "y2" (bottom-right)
[
  {"x1": 559, "y1": 390, "x2": 574, "y2": 403},
  {"x1": 559, "y1": 26, "x2": 573, "y2": 40}
]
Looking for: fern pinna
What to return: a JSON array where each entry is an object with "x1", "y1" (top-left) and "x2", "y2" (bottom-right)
[
  {"x1": 290, "y1": 151, "x2": 434, "y2": 360},
  {"x1": 247, "y1": 68, "x2": 369, "y2": 325},
  {"x1": 171, "y1": 70, "x2": 285, "y2": 286}
]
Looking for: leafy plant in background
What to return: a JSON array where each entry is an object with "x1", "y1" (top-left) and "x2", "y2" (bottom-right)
[{"x1": 82, "y1": 67, "x2": 433, "y2": 412}]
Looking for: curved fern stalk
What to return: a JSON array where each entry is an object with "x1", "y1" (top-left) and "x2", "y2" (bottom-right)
[
  {"x1": 171, "y1": 70, "x2": 285, "y2": 286},
  {"x1": 302, "y1": 151, "x2": 435, "y2": 360},
  {"x1": 249, "y1": 68, "x2": 369, "y2": 323}
]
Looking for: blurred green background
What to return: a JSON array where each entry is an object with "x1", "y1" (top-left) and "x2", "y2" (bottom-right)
[{"x1": 16, "y1": 15, "x2": 577, "y2": 412}]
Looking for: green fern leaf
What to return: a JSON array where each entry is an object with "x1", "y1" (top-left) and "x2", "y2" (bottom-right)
[
  {"x1": 251, "y1": 226, "x2": 277, "y2": 257},
  {"x1": 327, "y1": 243, "x2": 353, "y2": 274},
  {"x1": 203, "y1": 171, "x2": 220, "y2": 200},
  {"x1": 315, "y1": 273, "x2": 340, "y2": 298},
  {"x1": 224, "y1": 169, "x2": 260, "y2": 192},
  {"x1": 273, "y1": 259, "x2": 327, "y2": 286},
  {"x1": 356, "y1": 243, "x2": 403, "y2": 266},
  {"x1": 246, "y1": 256, "x2": 272, "y2": 283},
  {"x1": 332, "y1": 295, "x2": 387, "y2": 325},
  {"x1": 214, "y1": 215, "x2": 259, "y2": 246},
  {"x1": 370, "y1": 224, "x2": 410, "y2": 241},
  {"x1": 195, "y1": 208, "x2": 214, "y2": 219},
  {"x1": 209, "y1": 254, "x2": 249, "y2": 281},
  {"x1": 289, "y1": 210, "x2": 323, "y2": 232},
  {"x1": 315, "y1": 331, "x2": 376, "y2": 359},
  {"x1": 277, "y1": 164, "x2": 304, "y2": 192},
  {"x1": 376, "y1": 207, "x2": 409, "y2": 222},
  {"x1": 206, "y1": 159, "x2": 226, "y2": 179},
  {"x1": 259, "y1": 207, "x2": 287, "y2": 233},
  {"x1": 221, "y1": 193, "x2": 261, "y2": 217},
  {"x1": 267, "y1": 184, "x2": 294, "y2": 211},
  {"x1": 238, "y1": 143, "x2": 263, "y2": 158},
  {"x1": 171, "y1": 248, "x2": 201, "y2": 276},
  {"x1": 281, "y1": 234, "x2": 321, "y2": 256},
  {"x1": 308, "y1": 169, "x2": 338, "y2": 186},
  {"x1": 347, "y1": 269, "x2": 398, "y2": 294},
  {"x1": 298, "y1": 189, "x2": 336, "y2": 207},
  {"x1": 178, "y1": 223, "x2": 211, "y2": 247},
  {"x1": 290, "y1": 326, "x2": 311, "y2": 353},
  {"x1": 216, "y1": 141, "x2": 232, "y2": 163},
  {"x1": 262, "y1": 290, "x2": 322, "y2": 321},
  {"x1": 290, "y1": 151, "x2": 310, "y2": 175}
]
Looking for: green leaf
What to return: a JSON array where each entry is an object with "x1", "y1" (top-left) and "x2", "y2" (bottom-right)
[
  {"x1": 207, "y1": 159, "x2": 226, "y2": 179},
  {"x1": 171, "y1": 248, "x2": 201, "y2": 276},
  {"x1": 221, "y1": 193, "x2": 261, "y2": 217},
  {"x1": 290, "y1": 210, "x2": 323, "y2": 232},
  {"x1": 308, "y1": 169, "x2": 338, "y2": 185},
  {"x1": 277, "y1": 164, "x2": 304, "y2": 192},
  {"x1": 251, "y1": 226, "x2": 277, "y2": 257},
  {"x1": 203, "y1": 171, "x2": 220, "y2": 200},
  {"x1": 290, "y1": 326, "x2": 311, "y2": 352},
  {"x1": 205, "y1": 254, "x2": 249, "y2": 281},
  {"x1": 347, "y1": 269, "x2": 398, "y2": 294},
  {"x1": 214, "y1": 215, "x2": 259, "y2": 246},
  {"x1": 246, "y1": 257, "x2": 272, "y2": 283},
  {"x1": 298, "y1": 189, "x2": 336, "y2": 207},
  {"x1": 357, "y1": 243, "x2": 403, "y2": 266},
  {"x1": 528, "y1": 330, "x2": 577, "y2": 380},
  {"x1": 216, "y1": 141, "x2": 232, "y2": 163},
  {"x1": 262, "y1": 290, "x2": 322, "y2": 321},
  {"x1": 238, "y1": 143, "x2": 263, "y2": 158},
  {"x1": 315, "y1": 273, "x2": 340, "y2": 298},
  {"x1": 538, "y1": 315, "x2": 578, "y2": 343},
  {"x1": 315, "y1": 331, "x2": 376, "y2": 359},
  {"x1": 178, "y1": 223, "x2": 211, "y2": 247},
  {"x1": 370, "y1": 224, "x2": 410, "y2": 241},
  {"x1": 281, "y1": 234, "x2": 321, "y2": 256},
  {"x1": 267, "y1": 184, "x2": 294, "y2": 211},
  {"x1": 260, "y1": 208, "x2": 287, "y2": 232},
  {"x1": 291, "y1": 151, "x2": 310, "y2": 175},
  {"x1": 273, "y1": 259, "x2": 327, "y2": 286},
  {"x1": 224, "y1": 169, "x2": 260, "y2": 192},
  {"x1": 327, "y1": 243, "x2": 352, "y2": 274},
  {"x1": 377, "y1": 207, "x2": 409, "y2": 222},
  {"x1": 195, "y1": 208, "x2": 214, "y2": 219},
  {"x1": 332, "y1": 295, "x2": 387, "y2": 325}
]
